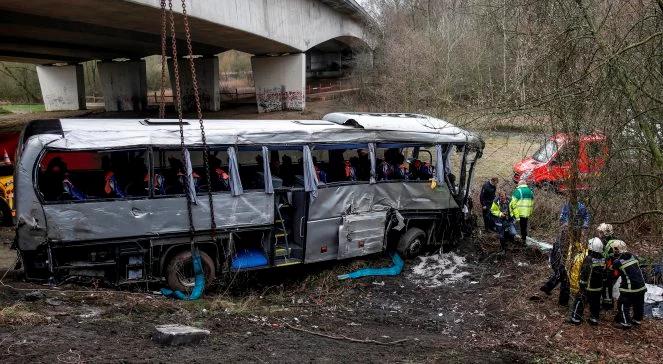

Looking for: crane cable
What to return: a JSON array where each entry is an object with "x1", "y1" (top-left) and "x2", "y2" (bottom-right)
[{"x1": 158, "y1": 0, "x2": 218, "y2": 292}]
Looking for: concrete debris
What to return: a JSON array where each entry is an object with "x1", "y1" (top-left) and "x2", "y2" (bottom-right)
[{"x1": 153, "y1": 324, "x2": 210, "y2": 346}]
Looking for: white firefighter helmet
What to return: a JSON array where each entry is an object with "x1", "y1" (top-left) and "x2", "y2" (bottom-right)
[
  {"x1": 588, "y1": 237, "x2": 603, "y2": 253},
  {"x1": 596, "y1": 223, "x2": 613, "y2": 237},
  {"x1": 611, "y1": 240, "x2": 627, "y2": 253}
]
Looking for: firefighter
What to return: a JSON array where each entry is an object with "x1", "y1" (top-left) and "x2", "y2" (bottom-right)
[
  {"x1": 480, "y1": 177, "x2": 498, "y2": 232},
  {"x1": 491, "y1": 191, "x2": 517, "y2": 251},
  {"x1": 510, "y1": 175, "x2": 534, "y2": 244},
  {"x1": 569, "y1": 238, "x2": 605, "y2": 325},
  {"x1": 540, "y1": 230, "x2": 571, "y2": 306},
  {"x1": 611, "y1": 240, "x2": 647, "y2": 329},
  {"x1": 597, "y1": 223, "x2": 618, "y2": 310}
]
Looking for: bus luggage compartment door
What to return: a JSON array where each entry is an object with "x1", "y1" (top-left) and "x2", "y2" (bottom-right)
[{"x1": 337, "y1": 211, "x2": 387, "y2": 260}]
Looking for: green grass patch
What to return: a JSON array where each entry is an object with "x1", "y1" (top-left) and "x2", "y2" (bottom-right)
[{"x1": 0, "y1": 104, "x2": 45, "y2": 114}]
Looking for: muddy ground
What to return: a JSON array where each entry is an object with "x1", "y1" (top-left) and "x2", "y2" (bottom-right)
[{"x1": 1, "y1": 229, "x2": 661, "y2": 363}]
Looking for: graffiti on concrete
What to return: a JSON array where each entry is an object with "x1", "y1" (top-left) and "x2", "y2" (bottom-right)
[{"x1": 256, "y1": 86, "x2": 304, "y2": 113}]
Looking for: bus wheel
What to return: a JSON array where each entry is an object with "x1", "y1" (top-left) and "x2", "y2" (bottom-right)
[
  {"x1": 165, "y1": 250, "x2": 216, "y2": 292},
  {"x1": 397, "y1": 227, "x2": 425, "y2": 259}
]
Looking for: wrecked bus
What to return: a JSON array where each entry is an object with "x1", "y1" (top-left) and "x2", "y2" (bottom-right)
[{"x1": 14, "y1": 113, "x2": 483, "y2": 291}]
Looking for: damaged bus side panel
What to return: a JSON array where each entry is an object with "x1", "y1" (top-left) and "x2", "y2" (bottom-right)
[{"x1": 14, "y1": 113, "x2": 483, "y2": 290}]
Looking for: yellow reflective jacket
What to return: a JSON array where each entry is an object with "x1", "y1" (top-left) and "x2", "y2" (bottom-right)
[{"x1": 510, "y1": 183, "x2": 534, "y2": 219}]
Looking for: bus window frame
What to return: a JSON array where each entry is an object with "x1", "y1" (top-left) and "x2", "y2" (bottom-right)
[
  {"x1": 374, "y1": 142, "x2": 438, "y2": 185},
  {"x1": 267, "y1": 145, "x2": 306, "y2": 191},
  {"x1": 309, "y1": 143, "x2": 372, "y2": 188},
  {"x1": 34, "y1": 146, "x2": 151, "y2": 205},
  {"x1": 236, "y1": 145, "x2": 269, "y2": 193}
]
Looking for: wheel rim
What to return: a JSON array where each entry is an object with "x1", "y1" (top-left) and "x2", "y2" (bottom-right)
[
  {"x1": 175, "y1": 258, "x2": 197, "y2": 289},
  {"x1": 409, "y1": 238, "x2": 422, "y2": 256}
]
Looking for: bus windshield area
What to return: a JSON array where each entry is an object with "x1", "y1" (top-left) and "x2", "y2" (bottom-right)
[{"x1": 532, "y1": 140, "x2": 558, "y2": 163}]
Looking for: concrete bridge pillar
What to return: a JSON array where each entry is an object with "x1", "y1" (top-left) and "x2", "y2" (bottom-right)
[
  {"x1": 251, "y1": 53, "x2": 305, "y2": 113},
  {"x1": 36, "y1": 64, "x2": 86, "y2": 111},
  {"x1": 98, "y1": 60, "x2": 148, "y2": 112},
  {"x1": 168, "y1": 56, "x2": 220, "y2": 112}
]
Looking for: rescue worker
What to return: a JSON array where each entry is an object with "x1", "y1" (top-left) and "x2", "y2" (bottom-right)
[
  {"x1": 491, "y1": 191, "x2": 517, "y2": 251},
  {"x1": 479, "y1": 177, "x2": 498, "y2": 232},
  {"x1": 597, "y1": 223, "x2": 618, "y2": 310},
  {"x1": 510, "y1": 175, "x2": 534, "y2": 243},
  {"x1": 559, "y1": 197, "x2": 591, "y2": 233},
  {"x1": 611, "y1": 240, "x2": 646, "y2": 329},
  {"x1": 540, "y1": 230, "x2": 571, "y2": 306},
  {"x1": 569, "y1": 238, "x2": 605, "y2": 325}
]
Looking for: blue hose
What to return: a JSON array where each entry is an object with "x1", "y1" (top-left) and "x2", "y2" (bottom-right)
[
  {"x1": 337, "y1": 252, "x2": 404, "y2": 280},
  {"x1": 161, "y1": 249, "x2": 205, "y2": 300}
]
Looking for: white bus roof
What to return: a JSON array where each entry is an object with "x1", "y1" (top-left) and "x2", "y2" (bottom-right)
[{"x1": 28, "y1": 113, "x2": 482, "y2": 150}]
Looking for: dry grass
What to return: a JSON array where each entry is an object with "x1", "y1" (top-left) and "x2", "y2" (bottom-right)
[{"x1": 0, "y1": 303, "x2": 50, "y2": 326}]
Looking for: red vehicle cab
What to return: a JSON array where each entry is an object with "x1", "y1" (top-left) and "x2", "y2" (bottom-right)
[{"x1": 513, "y1": 133, "x2": 607, "y2": 190}]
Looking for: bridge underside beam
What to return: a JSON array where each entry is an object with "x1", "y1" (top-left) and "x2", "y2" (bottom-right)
[{"x1": 252, "y1": 54, "x2": 306, "y2": 113}]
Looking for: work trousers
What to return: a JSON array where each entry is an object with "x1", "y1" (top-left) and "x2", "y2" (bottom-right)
[
  {"x1": 519, "y1": 217, "x2": 529, "y2": 244},
  {"x1": 482, "y1": 208, "x2": 494, "y2": 231},
  {"x1": 570, "y1": 290, "x2": 601, "y2": 322},
  {"x1": 543, "y1": 264, "x2": 570, "y2": 306},
  {"x1": 615, "y1": 291, "x2": 645, "y2": 325},
  {"x1": 495, "y1": 220, "x2": 517, "y2": 250},
  {"x1": 602, "y1": 275, "x2": 616, "y2": 310}
]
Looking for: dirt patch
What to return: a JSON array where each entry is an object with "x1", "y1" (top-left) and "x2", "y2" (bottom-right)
[{"x1": 0, "y1": 237, "x2": 661, "y2": 363}]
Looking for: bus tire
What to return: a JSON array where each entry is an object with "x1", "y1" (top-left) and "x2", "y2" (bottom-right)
[
  {"x1": 0, "y1": 201, "x2": 12, "y2": 227},
  {"x1": 397, "y1": 227, "x2": 425, "y2": 259},
  {"x1": 165, "y1": 250, "x2": 216, "y2": 292}
]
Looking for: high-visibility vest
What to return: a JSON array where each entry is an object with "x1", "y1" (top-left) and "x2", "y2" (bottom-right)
[{"x1": 510, "y1": 184, "x2": 534, "y2": 219}]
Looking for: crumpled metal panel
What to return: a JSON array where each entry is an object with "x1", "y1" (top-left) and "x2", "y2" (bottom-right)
[
  {"x1": 338, "y1": 211, "x2": 387, "y2": 259},
  {"x1": 308, "y1": 182, "x2": 458, "y2": 221},
  {"x1": 42, "y1": 192, "x2": 274, "y2": 242},
  {"x1": 303, "y1": 183, "x2": 456, "y2": 263},
  {"x1": 15, "y1": 135, "x2": 58, "y2": 251}
]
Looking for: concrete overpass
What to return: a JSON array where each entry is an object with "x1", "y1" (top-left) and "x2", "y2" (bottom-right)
[{"x1": 0, "y1": 0, "x2": 372, "y2": 112}]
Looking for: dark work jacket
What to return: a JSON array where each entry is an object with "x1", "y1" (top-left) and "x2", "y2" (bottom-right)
[
  {"x1": 579, "y1": 251, "x2": 605, "y2": 292},
  {"x1": 480, "y1": 181, "x2": 497, "y2": 208},
  {"x1": 612, "y1": 253, "x2": 646, "y2": 293}
]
